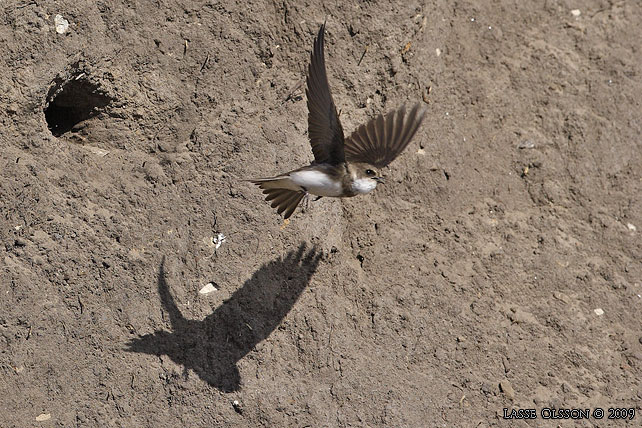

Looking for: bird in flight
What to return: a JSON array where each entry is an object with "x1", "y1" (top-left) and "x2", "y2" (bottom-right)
[{"x1": 250, "y1": 23, "x2": 427, "y2": 219}]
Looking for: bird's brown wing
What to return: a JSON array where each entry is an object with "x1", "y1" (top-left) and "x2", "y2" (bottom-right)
[
  {"x1": 343, "y1": 103, "x2": 427, "y2": 168},
  {"x1": 306, "y1": 23, "x2": 345, "y2": 165},
  {"x1": 262, "y1": 188, "x2": 305, "y2": 219}
]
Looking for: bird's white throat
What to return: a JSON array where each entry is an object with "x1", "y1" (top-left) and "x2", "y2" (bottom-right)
[{"x1": 351, "y1": 178, "x2": 377, "y2": 194}]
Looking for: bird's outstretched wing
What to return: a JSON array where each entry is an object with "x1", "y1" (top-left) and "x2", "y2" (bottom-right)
[
  {"x1": 306, "y1": 23, "x2": 345, "y2": 165},
  {"x1": 343, "y1": 103, "x2": 427, "y2": 168}
]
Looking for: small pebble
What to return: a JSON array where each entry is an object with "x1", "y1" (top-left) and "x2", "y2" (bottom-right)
[
  {"x1": 85, "y1": 146, "x2": 110, "y2": 157},
  {"x1": 199, "y1": 282, "x2": 218, "y2": 294},
  {"x1": 571, "y1": 9, "x2": 581, "y2": 17},
  {"x1": 499, "y1": 380, "x2": 515, "y2": 400},
  {"x1": 213, "y1": 233, "x2": 226, "y2": 249},
  {"x1": 626, "y1": 223, "x2": 636, "y2": 232},
  {"x1": 204, "y1": 233, "x2": 226, "y2": 250},
  {"x1": 553, "y1": 292, "x2": 570, "y2": 304},
  {"x1": 36, "y1": 413, "x2": 51, "y2": 422},
  {"x1": 518, "y1": 140, "x2": 535, "y2": 149},
  {"x1": 54, "y1": 15, "x2": 69, "y2": 34},
  {"x1": 594, "y1": 308, "x2": 604, "y2": 316}
]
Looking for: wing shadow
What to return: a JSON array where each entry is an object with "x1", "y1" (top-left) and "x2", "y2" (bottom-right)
[{"x1": 126, "y1": 243, "x2": 322, "y2": 392}]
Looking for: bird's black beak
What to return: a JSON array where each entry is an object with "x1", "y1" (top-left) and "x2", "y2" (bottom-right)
[{"x1": 374, "y1": 176, "x2": 385, "y2": 184}]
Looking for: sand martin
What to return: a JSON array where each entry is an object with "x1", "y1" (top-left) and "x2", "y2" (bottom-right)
[{"x1": 250, "y1": 23, "x2": 427, "y2": 219}]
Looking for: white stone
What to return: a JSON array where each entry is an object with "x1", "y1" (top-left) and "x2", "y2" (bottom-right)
[
  {"x1": 213, "y1": 233, "x2": 226, "y2": 249},
  {"x1": 54, "y1": 15, "x2": 69, "y2": 34},
  {"x1": 199, "y1": 283, "x2": 217, "y2": 294},
  {"x1": 36, "y1": 414, "x2": 51, "y2": 422}
]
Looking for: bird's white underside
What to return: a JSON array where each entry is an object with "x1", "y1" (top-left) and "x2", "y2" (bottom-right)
[
  {"x1": 287, "y1": 170, "x2": 377, "y2": 197},
  {"x1": 289, "y1": 170, "x2": 344, "y2": 197}
]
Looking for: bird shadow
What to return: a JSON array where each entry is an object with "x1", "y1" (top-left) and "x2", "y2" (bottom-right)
[{"x1": 126, "y1": 243, "x2": 322, "y2": 392}]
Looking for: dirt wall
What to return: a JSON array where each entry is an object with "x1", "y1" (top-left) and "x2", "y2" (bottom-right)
[{"x1": 1, "y1": 1, "x2": 641, "y2": 426}]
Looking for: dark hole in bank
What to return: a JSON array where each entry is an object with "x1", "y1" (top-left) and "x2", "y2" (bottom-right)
[{"x1": 44, "y1": 74, "x2": 112, "y2": 136}]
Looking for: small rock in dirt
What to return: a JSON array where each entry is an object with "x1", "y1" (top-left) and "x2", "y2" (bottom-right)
[
  {"x1": 199, "y1": 282, "x2": 218, "y2": 294},
  {"x1": 499, "y1": 380, "x2": 515, "y2": 400},
  {"x1": 204, "y1": 233, "x2": 226, "y2": 250},
  {"x1": 626, "y1": 223, "x2": 636, "y2": 232},
  {"x1": 54, "y1": 15, "x2": 69, "y2": 34},
  {"x1": 508, "y1": 307, "x2": 537, "y2": 324},
  {"x1": 232, "y1": 399, "x2": 243, "y2": 414},
  {"x1": 85, "y1": 146, "x2": 110, "y2": 157},
  {"x1": 594, "y1": 308, "x2": 604, "y2": 316},
  {"x1": 571, "y1": 9, "x2": 581, "y2": 17},
  {"x1": 481, "y1": 382, "x2": 495, "y2": 395},
  {"x1": 127, "y1": 248, "x2": 145, "y2": 263},
  {"x1": 35, "y1": 413, "x2": 51, "y2": 421},
  {"x1": 518, "y1": 140, "x2": 535, "y2": 149},
  {"x1": 213, "y1": 233, "x2": 226, "y2": 249},
  {"x1": 553, "y1": 292, "x2": 570, "y2": 304}
]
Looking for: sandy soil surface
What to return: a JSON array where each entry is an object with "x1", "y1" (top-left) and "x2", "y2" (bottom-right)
[{"x1": 1, "y1": 1, "x2": 641, "y2": 426}]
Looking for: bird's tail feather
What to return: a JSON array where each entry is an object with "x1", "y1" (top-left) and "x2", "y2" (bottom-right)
[
  {"x1": 247, "y1": 175, "x2": 297, "y2": 191},
  {"x1": 247, "y1": 176, "x2": 305, "y2": 219}
]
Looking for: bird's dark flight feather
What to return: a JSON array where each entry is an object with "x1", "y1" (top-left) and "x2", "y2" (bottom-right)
[
  {"x1": 343, "y1": 103, "x2": 427, "y2": 168},
  {"x1": 306, "y1": 23, "x2": 346, "y2": 165}
]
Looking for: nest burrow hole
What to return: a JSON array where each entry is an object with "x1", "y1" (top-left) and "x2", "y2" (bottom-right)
[{"x1": 44, "y1": 73, "x2": 112, "y2": 136}]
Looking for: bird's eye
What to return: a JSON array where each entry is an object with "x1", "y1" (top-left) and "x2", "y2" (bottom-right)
[{"x1": 365, "y1": 169, "x2": 375, "y2": 176}]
